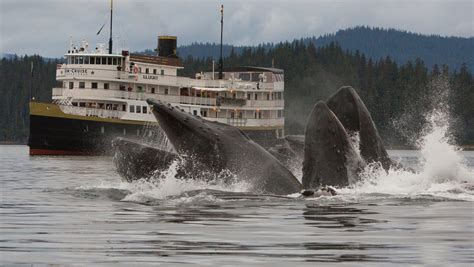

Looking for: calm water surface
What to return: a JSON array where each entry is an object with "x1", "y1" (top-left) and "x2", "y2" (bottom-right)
[{"x1": 1, "y1": 145, "x2": 473, "y2": 266}]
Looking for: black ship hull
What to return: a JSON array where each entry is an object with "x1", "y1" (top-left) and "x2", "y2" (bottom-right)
[
  {"x1": 28, "y1": 102, "x2": 150, "y2": 155},
  {"x1": 28, "y1": 115, "x2": 148, "y2": 155},
  {"x1": 28, "y1": 102, "x2": 281, "y2": 155}
]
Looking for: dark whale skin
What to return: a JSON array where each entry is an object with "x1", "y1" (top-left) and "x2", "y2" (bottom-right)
[
  {"x1": 112, "y1": 137, "x2": 176, "y2": 182},
  {"x1": 302, "y1": 101, "x2": 363, "y2": 188},
  {"x1": 326, "y1": 86, "x2": 392, "y2": 170},
  {"x1": 147, "y1": 99, "x2": 303, "y2": 195}
]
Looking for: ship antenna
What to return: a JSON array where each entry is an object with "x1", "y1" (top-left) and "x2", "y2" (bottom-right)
[
  {"x1": 108, "y1": 0, "x2": 113, "y2": 54},
  {"x1": 218, "y1": 4, "x2": 224, "y2": 79}
]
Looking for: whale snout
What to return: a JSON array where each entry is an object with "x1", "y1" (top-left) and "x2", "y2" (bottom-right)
[
  {"x1": 146, "y1": 98, "x2": 164, "y2": 107},
  {"x1": 147, "y1": 98, "x2": 177, "y2": 117}
]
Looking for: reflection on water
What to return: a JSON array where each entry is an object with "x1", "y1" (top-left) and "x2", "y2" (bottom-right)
[
  {"x1": 303, "y1": 204, "x2": 384, "y2": 229},
  {"x1": 1, "y1": 146, "x2": 473, "y2": 265}
]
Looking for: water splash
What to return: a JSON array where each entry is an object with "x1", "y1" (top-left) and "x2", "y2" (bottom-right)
[
  {"x1": 418, "y1": 110, "x2": 472, "y2": 184},
  {"x1": 343, "y1": 110, "x2": 474, "y2": 201},
  {"x1": 81, "y1": 159, "x2": 251, "y2": 204},
  {"x1": 140, "y1": 122, "x2": 175, "y2": 152}
]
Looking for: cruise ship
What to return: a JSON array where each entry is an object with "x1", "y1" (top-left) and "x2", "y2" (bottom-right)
[{"x1": 28, "y1": 35, "x2": 286, "y2": 155}]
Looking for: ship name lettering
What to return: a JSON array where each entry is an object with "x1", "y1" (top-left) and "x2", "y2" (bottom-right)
[
  {"x1": 65, "y1": 69, "x2": 88, "y2": 75},
  {"x1": 142, "y1": 74, "x2": 158, "y2": 80}
]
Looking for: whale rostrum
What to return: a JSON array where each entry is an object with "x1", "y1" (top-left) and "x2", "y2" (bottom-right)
[{"x1": 113, "y1": 86, "x2": 397, "y2": 195}]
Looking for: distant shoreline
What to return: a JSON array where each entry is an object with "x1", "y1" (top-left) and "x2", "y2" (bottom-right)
[
  {"x1": 2, "y1": 142, "x2": 473, "y2": 151},
  {"x1": 387, "y1": 145, "x2": 474, "y2": 151},
  {"x1": 0, "y1": 141, "x2": 24, "y2": 145}
]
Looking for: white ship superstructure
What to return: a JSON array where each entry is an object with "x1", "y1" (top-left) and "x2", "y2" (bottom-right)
[
  {"x1": 52, "y1": 36, "x2": 286, "y2": 140},
  {"x1": 28, "y1": 2, "x2": 286, "y2": 155}
]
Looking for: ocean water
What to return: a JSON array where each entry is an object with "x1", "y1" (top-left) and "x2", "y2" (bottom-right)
[{"x1": 1, "y1": 136, "x2": 473, "y2": 265}]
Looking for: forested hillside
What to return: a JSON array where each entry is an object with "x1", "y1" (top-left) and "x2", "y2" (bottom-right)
[
  {"x1": 180, "y1": 42, "x2": 473, "y2": 147},
  {"x1": 1, "y1": 42, "x2": 472, "y2": 147},
  {"x1": 177, "y1": 27, "x2": 474, "y2": 73},
  {"x1": 0, "y1": 56, "x2": 59, "y2": 142},
  {"x1": 309, "y1": 26, "x2": 474, "y2": 73}
]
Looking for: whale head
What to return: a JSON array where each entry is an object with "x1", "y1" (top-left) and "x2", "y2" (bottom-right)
[{"x1": 146, "y1": 98, "x2": 240, "y2": 173}]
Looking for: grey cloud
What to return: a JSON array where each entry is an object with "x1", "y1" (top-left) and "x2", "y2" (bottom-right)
[{"x1": 1, "y1": 0, "x2": 472, "y2": 57}]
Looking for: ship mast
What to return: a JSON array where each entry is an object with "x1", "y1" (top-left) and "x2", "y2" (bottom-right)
[
  {"x1": 218, "y1": 4, "x2": 224, "y2": 79},
  {"x1": 108, "y1": 0, "x2": 113, "y2": 54}
]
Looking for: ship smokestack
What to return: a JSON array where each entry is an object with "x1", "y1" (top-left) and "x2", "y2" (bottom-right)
[{"x1": 157, "y1": 36, "x2": 178, "y2": 58}]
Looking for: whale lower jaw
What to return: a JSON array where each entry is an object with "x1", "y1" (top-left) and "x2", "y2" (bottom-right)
[
  {"x1": 302, "y1": 101, "x2": 364, "y2": 188},
  {"x1": 303, "y1": 86, "x2": 394, "y2": 188}
]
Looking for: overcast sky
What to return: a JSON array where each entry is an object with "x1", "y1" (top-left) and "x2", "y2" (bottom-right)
[{"x1": 1, "y1": 0, "x2": 473, "y2": 57}]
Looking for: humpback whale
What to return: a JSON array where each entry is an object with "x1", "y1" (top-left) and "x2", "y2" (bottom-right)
[
  {"x1": 113, "y1": 86, "x2": 396, "y2": 195},
  {"x1": 302, "y1": 86, "x2": 399, "y2": 188},
  {"x1": 112, "y1": 138, "x2": 176, "y2": 182},
  {"x1": 326, "y1": 86, "x2": 392, "y2": 170},
  {"x1": 145, "y1": 99, "x2": 303, "y2": 195},
  {"x1": 302, "y1": 102, "x2": 363, "y2": 188}
]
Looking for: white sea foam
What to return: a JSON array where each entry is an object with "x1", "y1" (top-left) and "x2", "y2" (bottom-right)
[
  {"x1": 87, "y1": 94, "x2": 473, "y2": 203},
  {"x1": 340, "y1": 110, "x2": 474, "y2": 201},
  {"x1": 118, "y1": 160, "x2": 250, "y2": 202},
  {"x1": 75, "y1": 157, "x2": 251, "y2": 203}
]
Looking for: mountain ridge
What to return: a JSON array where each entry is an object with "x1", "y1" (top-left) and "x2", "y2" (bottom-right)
[{"x1": 177, "y1": 26, "x2": 474, "y2": 72}]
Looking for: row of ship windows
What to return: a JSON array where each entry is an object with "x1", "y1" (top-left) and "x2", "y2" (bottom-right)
[
  {"x1": 65, "y1": 81, "x2": 170, "y2": 94},
  {"x1": 247, "y1": 92, "x2": 283, "y2": 100},
  {"x1": 67, "y1": 56, "x2": 122, "y2": 66},
  {"x1": 64, "y1": 82, "x2": 281, "y2": 101},
  {"x1": 179, "y1": 88, "x2": 283, "y2": 101},
  {"x1": 134, "y1": 66, "x2": 165, "y2": 75},
  {"x1": 129, "y1": 105, "x2": 149, "y2": 114},
  {"x1": 68, "y1": 82, "x2": 109, "y2": 89},
  {"x1": 72, "y1": 102, "x2": 123, "y2": 110},
  {"x1": 66, "y1": 56, "x2": 170, "y2": 77},
  {"x1": 219, "y1": 72, "x2": 283, "y2": 83},
  {"x1": 84, "y1": 125, "x2": 151, "y2": 137},
  {"x1": 71, "y1": 100, "x2": 283, "y2": 119},
  {"x1": 188, "y1": 109, "x2": 284, "y2": 119},
  {"x1": 71, "y1": 102, "x2": 151, "y2": 115}
]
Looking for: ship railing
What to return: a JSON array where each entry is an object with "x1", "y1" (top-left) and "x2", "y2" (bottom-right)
[
  {"x1": 53, "y1": 87, "x2": 181, "y2": 102},
  {"x1": 59, "y1": 105, "x2": 125, "y2": 120},
  {"x1": 179, "y1": 96, "x2": 216, "y2": 106},
  {"x1": 246, "y1": 100, "x2": 284, "y2": 108},
  {"x1": 52, "y1": 88, "x2": 65, "y2": 96},
  {"x1": 226, "y1": 118, "x2": 248, "y2": 126},
  {"x1": 218, "y1": 97, "x2": 247, "y2": 107},
  {"x1": 209, "y1": 118, "x2": 284, "y2": 127}
]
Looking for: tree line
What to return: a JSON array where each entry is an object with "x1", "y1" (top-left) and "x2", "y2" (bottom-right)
[
  {"x1": 0, "y1": 55, "x2": 59, "y2": 143},
  {"x1": 180, "y1": 41, "x2": 473, "y2": 147},
  {"x1": 177, "y1": 26, "x2": 474, "y2": 74},
  {"x1": 1, "y1": 42, "x2": 472, "y2": 147}
]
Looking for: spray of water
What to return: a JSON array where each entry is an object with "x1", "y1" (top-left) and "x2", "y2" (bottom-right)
[
  {"x1": 91, "y1": 158, "x2": 251, "y2": 203},
  {"x1": 344, "y1": 106, "x2": 473, "y2": 201},
  {"x1": 88, "y1": 73, "x2": 473, "y2": 202}
]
